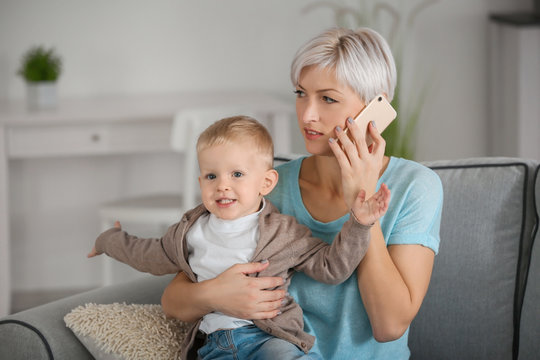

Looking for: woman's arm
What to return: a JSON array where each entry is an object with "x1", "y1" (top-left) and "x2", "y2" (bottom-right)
[
  {"x1": 330, "y1": 119, "x2": 437, "y2": 342},
  {"x1": 161, "y1": 262, "x2": 286, "y2": 323},
  {"x1": 357, "y1": 227, "x2": 434, "y2": 342}
]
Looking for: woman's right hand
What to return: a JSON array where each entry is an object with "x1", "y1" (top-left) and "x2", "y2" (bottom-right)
[{"x1": 161, "y1": 261, "x2": 286, "y2": 322}]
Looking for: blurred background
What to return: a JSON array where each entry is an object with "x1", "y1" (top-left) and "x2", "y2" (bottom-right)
[{"x1": 0, "y1": 0, "x2": 538, "y2": 314}]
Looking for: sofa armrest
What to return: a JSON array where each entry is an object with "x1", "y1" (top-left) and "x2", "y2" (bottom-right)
[{"x1": 0, "y1": 274, "x2": 174, "y2": 360}]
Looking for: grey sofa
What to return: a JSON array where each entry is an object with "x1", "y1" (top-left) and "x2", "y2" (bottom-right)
[{"x1": 1, "y1": 157, "x2": 538, "y2": 360}]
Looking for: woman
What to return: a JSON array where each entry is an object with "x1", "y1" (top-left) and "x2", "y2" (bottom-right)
[{"x1": 162, "y1": 27, "x2": 443, "y2": 359}]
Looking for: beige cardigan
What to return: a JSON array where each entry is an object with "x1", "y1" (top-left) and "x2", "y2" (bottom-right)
[{"x1": 96, "y1": 200, "x2": 371, "y2": 359}]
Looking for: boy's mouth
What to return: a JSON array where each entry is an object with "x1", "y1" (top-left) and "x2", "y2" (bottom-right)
[{"x1": 216, "y1": 198, "x2": 236, "y2": 207}]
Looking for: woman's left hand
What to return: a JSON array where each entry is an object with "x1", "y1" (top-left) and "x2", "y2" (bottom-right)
[{"x1": 328, "y1": 118, "x2": 386, "y2": 208}]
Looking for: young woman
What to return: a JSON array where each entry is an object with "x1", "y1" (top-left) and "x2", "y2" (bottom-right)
[{"x1": 161, "y1": 27, "x2": 443, "y2": 359}]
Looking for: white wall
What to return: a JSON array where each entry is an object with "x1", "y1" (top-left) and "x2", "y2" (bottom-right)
[
  {"x1": 1, "y1": 0, "x2": 531, "y2": 159},
  {"x1": 0, "y1": 0, "x2": 533, "y2": 291}
]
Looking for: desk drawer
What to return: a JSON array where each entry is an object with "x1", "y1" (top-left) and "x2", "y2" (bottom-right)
[{"x1": 7, "y1": 121, "x2": 172, "y2": 158}]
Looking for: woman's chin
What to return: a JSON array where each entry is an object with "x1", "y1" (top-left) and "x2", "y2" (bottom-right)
[{"x1": 304, "y1": 144, "x2": 335, "y2": 157}]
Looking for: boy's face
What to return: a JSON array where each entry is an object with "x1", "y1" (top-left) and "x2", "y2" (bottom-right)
[{"x1": 198, "y1": 140, "x2": 277, "y2": 220}]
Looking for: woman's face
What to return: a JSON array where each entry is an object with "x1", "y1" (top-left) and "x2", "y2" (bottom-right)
[{"x1": 295, "y1": 65, "x2": 365, "y2": 156}]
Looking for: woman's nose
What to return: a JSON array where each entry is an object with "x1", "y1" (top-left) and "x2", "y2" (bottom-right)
[{"x1": 300, "y1": 100, "x2": 318, "y2": 124}]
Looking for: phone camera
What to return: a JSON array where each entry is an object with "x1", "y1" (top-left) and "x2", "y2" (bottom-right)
[{"x1": 378, "y1": 96, "x2": 382, "y2": 102}]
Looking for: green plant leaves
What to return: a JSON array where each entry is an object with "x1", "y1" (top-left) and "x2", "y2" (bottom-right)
[{"x1": 18, "y1": 46, "x2": 62, "y2": 82}]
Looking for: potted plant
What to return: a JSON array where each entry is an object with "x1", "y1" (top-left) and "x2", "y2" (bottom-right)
[{"x1": 17, "y1": 46, "x2": 62, "y2": 110}]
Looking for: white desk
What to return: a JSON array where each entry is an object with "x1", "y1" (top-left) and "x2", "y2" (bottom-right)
[{"x1": 0, "y1": 91, "x2": 293, "y2": 316}]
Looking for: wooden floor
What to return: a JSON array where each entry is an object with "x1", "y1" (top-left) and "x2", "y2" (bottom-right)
[{"x1": 10, "y1": 288, "x2": 96, "y2": 314}]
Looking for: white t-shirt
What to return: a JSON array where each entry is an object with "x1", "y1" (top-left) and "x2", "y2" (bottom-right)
[{"x1": 187, "y1": 199, "x2": 265, "y2": 334}]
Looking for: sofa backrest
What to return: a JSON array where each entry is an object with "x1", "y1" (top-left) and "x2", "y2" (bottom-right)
[
  {"x1": 518, "y1": 165, "x2": 540, "y2": 360},
  {"x1": 409, "y1": 158, "x2": 538, "y2": 360}
]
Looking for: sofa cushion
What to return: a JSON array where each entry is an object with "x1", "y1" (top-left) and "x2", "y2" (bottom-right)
[
  {"x1": 410, "y1": 159, "x2": 534, "y2": 360},
  {"x1": 518, "y1": 165, "x2": 540, "y2": 360}
]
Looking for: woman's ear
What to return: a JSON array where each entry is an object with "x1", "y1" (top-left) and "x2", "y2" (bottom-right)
[{"x1": 260, "y1": 169, "x2": 279, "y2": 196}]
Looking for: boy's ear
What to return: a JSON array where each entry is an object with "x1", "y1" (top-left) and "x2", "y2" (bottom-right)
[{"x1": 260, "y1": 169, "x2": 279, "y2": 196}]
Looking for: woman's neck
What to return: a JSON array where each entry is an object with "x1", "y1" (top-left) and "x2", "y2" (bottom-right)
[
  {"x1": 307, "y1": 155, "x2": 344, "y2": 195},
  {"x1": 298, "y1": 154, "x2": 390, "y2": 223},
  {"x1": 300, "y1": 154, "x2": 391, "y2": 197}
]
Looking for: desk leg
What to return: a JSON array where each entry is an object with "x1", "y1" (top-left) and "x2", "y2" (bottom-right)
[{"x1": 0, "y1": 126, "x2": 11, "y2": 316}]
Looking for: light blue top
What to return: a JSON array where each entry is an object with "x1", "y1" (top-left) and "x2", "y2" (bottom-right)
[{"x1": 266, "y1": 156, "x2": 443, "y2": 360}]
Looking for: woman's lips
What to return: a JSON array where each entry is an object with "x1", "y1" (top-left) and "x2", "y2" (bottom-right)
[{"x1": 304, "y1": 128, "x2": 324, "y2": 140}]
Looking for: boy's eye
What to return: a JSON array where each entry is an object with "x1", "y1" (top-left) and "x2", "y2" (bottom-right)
[
  {"x1": 233, "y1": 171, "x2": 243, "y2": 178},
  {"x1": 322, "y1": 96, "x2": 337, "y2": 104},
  {"x1": 293, "y1": 89, "x2": 305, "y2": 98},
  {"x1": 205, "y1": 174, "x2": 216, "y2": 180}
]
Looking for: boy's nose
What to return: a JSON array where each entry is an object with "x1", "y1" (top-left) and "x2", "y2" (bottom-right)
[{"x1": 216, "y1": 180, "x2": 231, "y2": 191}]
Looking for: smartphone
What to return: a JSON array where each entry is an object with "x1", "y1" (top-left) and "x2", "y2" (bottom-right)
[{"x1": 342, "y1": 94, "x2": 397, "y2": 147}]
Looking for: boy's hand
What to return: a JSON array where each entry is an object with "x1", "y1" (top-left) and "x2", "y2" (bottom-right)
[
  {"x1": 87, "y1": 221, "x2": 122, "y2": 258},
  {"x1": 351, "y1": 183, "x2": 390, "y2": 226},
  {"x1": 87, "y1": 246, "x2": 99, "y2": 258}
]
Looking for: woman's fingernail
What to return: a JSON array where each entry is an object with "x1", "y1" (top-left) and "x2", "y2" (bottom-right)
[
  {"x1": 329, "y1": 137, "x2": 335, "y2": 143},
  {"x1": 281, "y1": 299, "x2": 287, "y2": 305},
  {"x1": 347, "y1": 117, "x2": 354, "y2": 124},
  {"x1": 335, "y1": 126, "x2": 342, "y2": 132},
  {"x1": 261, "y1": 259, "x2": 268, "y2": 264},
  {"x1": 277, "y1": 311, "x2": 282, "y2": 315},
  {"x1": 371, "y1": 121, "x2": 376, "y2": 128}
]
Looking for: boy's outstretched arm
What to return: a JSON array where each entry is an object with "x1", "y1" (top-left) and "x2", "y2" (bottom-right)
[
  {"x1": 87, "y1": 220, "x2": 181, "y2": 275},
  {"x1": 350, "y1": 183, "x2": 390, "y2": 226},
  {"x1": 87, "y1": 221, "x2": 122, "y2": 258}
]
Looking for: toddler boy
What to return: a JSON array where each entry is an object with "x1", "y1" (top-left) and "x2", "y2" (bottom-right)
[{"x1": 89, "y1": 115, "x2": 390, "y2": 360}]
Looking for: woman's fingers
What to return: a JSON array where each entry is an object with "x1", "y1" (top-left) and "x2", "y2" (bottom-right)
[
  {"x1": 250, "y1": 309, "x2": 282, "y2": 320},
  {"x1": 367, "y1": 121, "x2": 386, "y2": 157},
  {"x1": 249, "y1": 289, "x2": 287, "y2": 319},
  {"x1": 328, "y1": 137, "x2": 352, "y2": 174},
  {"x1": 234, "y1": 260, "x2": 270, "y2": 275},
  {"x1": 335, "y1": 123, "x2": 361, "y2": 162},
  {"x1": 345, "y1": 117, "x2": 369, "y2": 159},
  {"x1": 215, "y1": 262, "x2": 286, "y2": 320}
]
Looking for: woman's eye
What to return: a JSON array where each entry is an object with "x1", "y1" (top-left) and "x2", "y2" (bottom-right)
[
  {"x1": 293, "y1": 89, "x2": 305, "y2": 98},
  {"x1": 206, "y1": 174, "x2": 216, "y2": 180},
  {"x1": 233, "y1": 171, "x2": 243, "y2": 178},
  {"x1": 322, "y1": 96, "x2": 337, "y2": 104}
]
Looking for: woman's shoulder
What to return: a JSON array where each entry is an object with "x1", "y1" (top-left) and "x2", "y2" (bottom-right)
[
  {"x1": 387, "y1": 157, "x2": 442, "y2": 187},
  {"x1": 385, "y1": 157, "x2": 443, "y2": 203}
]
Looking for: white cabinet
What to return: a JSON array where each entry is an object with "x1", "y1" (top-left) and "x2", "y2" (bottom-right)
[
  {"x1": 489, "y1": 13, "x2": 540, "y2": 160},
  {"x1": 7, "y1": 120, "x2": 172, "y2": 158}
]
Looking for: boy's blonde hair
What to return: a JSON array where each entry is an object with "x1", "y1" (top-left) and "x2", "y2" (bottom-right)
[{"x1": 196, "y1": 116, "x2": 274, "y2": 169}]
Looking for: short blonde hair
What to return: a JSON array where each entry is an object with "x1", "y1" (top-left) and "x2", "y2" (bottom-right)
[
  {"x1": 197, "y1": 116, "x2": 274, "y2": 169},
  {"x1": 291, "y1": 27, "x2": 397, "y2": 103}
]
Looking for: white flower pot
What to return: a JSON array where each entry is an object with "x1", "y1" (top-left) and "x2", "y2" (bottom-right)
[{"x1": 26, "y1": 81, "x2": 58, "y2": 110}]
